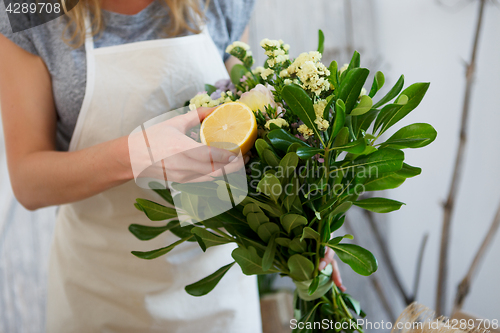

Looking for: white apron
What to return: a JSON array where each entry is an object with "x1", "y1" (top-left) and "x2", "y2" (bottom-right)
[{"x1": 46, "y1": 18, "x2": 262, "y2": 333}]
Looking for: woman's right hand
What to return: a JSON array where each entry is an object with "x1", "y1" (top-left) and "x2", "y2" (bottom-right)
[{"x1": 129, "y1": 106, "x2": 244, "y2": 184}]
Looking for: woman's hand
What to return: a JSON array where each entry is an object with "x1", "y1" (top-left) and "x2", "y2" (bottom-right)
[
  {"x1": 319, "y1": 247, "x2": 346, "y2": 292},
  {"x1": 130, "y1": 107, "x2": 245, "y2": 184}
]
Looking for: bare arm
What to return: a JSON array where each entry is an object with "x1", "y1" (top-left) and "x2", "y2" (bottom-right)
[
  {"x1": 0, "y1": 34, "x2": 133, "y2": 210},
  {"x1": 0, "y1": 35, "x2": 237, "y2": 210}
]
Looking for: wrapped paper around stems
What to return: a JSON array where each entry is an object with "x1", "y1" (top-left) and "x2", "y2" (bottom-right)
[{"x1": 392, "y1": 303, "x2": 489, "y2": 333}]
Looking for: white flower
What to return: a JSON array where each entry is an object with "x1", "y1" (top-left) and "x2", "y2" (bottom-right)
[
  {"x1": 314, "y1": 117, "x2": 329, "y2": 131},
  {"x1": 313, "y1": 99, "x2": 328, "y2": 118},
  {"x1": 360, "y1": 87, "x2": 367, "y2": 97},
  {"x1": 260, "y1": 68, "x2": 274, "y2": 80},
  {"x1": 260, "y1": 38, "x2": 281, "y2": 48},
  {"x1": 239, "y1": 84, "x2": 276, "y2": 113},
  {"x1": 280, "y1": 69, "x2": 289, "y2": 78},
  {"x1": 283, "y1": 44, "x2": 290, "y2": 51},
  {"x1": 225, "y1": 41, "x2": 250, "y2": 53},
  {"x1": 267, "y1": 58, "x2": 275, "y2": 68},
  {"x1": 252, "y1": 66, "x2": 265, "y2": 75},
  {"x1": 298, "y1": 124, "x2": 314, "y2": 139},
  {"x1": 276, "y1": 54, "x2": 289, "y2": 64},
  {"x1": 284, "y1": 79, "x2": 292, "y2": 85},
  {"x1": 339, "y1": 63, "x2": 349, "y2": 75},
  {"x1": 265, "y1": 118, "x2": 289, "y2": 130}
]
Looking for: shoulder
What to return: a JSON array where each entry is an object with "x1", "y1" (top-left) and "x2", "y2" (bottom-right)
[{"x1": 204, "y1": 0, "x2": 256, "y2": 60}]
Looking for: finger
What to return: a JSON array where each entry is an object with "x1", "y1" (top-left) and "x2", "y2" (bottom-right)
[
  {"x1": 169, "y1": 107, "x2": 215, "y2": 133},
  {"x1": 324, "y1": 247, "x2": 335, "y2": 261},
  {"x1": 331, "y1": 259, "x2": 346, "y2": 291}
]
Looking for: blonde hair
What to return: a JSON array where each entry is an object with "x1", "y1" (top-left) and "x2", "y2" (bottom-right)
[{"x1": 63, "y1": 0, "x2": 207, "y2": 48}]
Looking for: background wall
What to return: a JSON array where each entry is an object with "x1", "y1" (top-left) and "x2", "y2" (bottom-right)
[{"x1": 377, "y1": 0, "x2": 500, "y2": 320}]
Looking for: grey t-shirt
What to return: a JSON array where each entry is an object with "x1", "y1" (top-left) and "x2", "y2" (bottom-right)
[{"x1": 0, "y1": 0, "x2": 254, "y2": 151}]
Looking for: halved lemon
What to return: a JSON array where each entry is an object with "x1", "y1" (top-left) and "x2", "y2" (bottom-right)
[{"x1": 200, "y1": 102, "x2": 257, "y2": 155}]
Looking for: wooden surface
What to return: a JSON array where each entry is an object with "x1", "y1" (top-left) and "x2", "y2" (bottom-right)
[{"x1": 0, "y1": 1, "x2": 389, "y2": 332}]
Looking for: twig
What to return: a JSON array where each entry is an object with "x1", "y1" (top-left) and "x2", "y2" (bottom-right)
[
  {"x1": 344, "y1": 218, "x2": 397, "y2": 321},
  {"x1": 412, "y1": 233, "x2": 429, "y2": 301},
  {"x1": 364, "y1": 210, "x2": 412, "y2": 305},
  {"x1": 452, "y1": 200, "x2": 500, "y2": 314},
  {"x1": 436, "y1": 0, "x2": 487, "y2": 316}
]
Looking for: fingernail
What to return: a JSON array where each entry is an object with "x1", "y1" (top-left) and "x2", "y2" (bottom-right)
[
  {"x1": 228, "y1": 155, "x2": 236, "y2": 162},
  {"x1": 318, "y1": 261, "x2": 326, "y2": 271},
  {"x1": 341, "y1": 285, "x2": 347, "y2": 292}
]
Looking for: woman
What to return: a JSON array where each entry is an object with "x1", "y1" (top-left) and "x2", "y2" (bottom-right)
[{"x1": 0, "y1": 0, "x2": 344, "y2": 331}]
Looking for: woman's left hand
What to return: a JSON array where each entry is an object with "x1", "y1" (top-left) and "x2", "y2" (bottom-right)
[{"x1": 319, "y1": 247, "x2": 346, "y2": 292}]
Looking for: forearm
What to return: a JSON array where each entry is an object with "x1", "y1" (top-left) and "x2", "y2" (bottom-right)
[{"x1": 10, "y1": 136, "x2": 133, "y2": 210}]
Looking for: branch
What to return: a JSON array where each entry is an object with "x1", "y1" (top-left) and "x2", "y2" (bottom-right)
[
  {"x1": 412, "y1": 233, "x2": 429, "y2": 301},
  {"x1": 452, "y1": 200, "x2": 500, "y2": 314},
  {"x1": 436, "y1": 0, "x2": 487, "y2": 316},
  {"x1": 364, "y1": 210, "x2": 413, "y2": 305}
]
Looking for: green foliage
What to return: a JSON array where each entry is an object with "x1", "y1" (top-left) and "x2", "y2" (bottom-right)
[{"x1": 185, "y1": 262, "x2": 236, "y2": 296}]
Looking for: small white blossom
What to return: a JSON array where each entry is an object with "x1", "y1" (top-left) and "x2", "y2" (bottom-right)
[
  {"x1": 339, "y1": 63, "x2": 349, "y2": 75},
  {"x1": 265, "y1": 118, "x2": 289, "y2": 130},
  {"x1": 225, "y1": 41, "x2": 250, "y2": 53},
  {"x1": 260, "y1": 68, "x2": 274, "y2": 80},
  {"x1": 298, "y1": 124, "x2": 314, "y2": 139}
]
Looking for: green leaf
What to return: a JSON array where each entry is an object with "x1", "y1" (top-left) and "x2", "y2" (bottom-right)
[
  {"x1": 328, "y1": 234, "x2": 354, "y2": 246},
  {"x1": 171, "y1": 181, "x2": 218, "y2": 197},
  {"x1": 281, "y1": 214, "x2": 308, "y2": 233},
  {"x1": 346, "y1": 148, "x2": 404, "y2": 175},
  {"x1": 232, "y1": 246, "x2": 273, "y2": 275},
  {"x1": 278, "y1": 152, "x2": 299, "y2": 180},
  {"x1": 353, "y1": 197, "x2": 405, "y2": 213},
  {"x1": 343, "y1": 294, "x2": 362, "y2": 315},
  {"x1": 129, "y1": 222, "x2": 178, "y2": 241},
  {"x1": 375, "y1": 82, "x2": 431, "y2": 134},
  {"x1": 300, "y1": 227, "x2": 321, "y2": 242},
  {"x1": 191, "y1": 227, "x2": 233, "y2": 248},
  {"x1": 243, "y1": 203, "x2": 263, "y2": 216},
  {"x1": 247, "y1": 212, "x2": 269, "y2": 232},
  {"x1": 180, "y1": 192, "x2": 199, "y2": 220},
  {"x1": 347, "y1": 50, "x2": 361, "y2": 71},
  {"x1": 255, "y1": 139, "x2": 272, "y2": 160},
  {"x1": 398, "y1": 163, "x2": 422, "y2": 178},
  {"x1": 257, "y1": 222, "x2": 280, "y2": 243},
  {"x1": 373, "y1": 74, "x2": 404, "y2": 108},
  {"x1": 327, "y1": 243, "x2": 378, "y2": 276},
  {"x1": 131, "y1": 236, "x2": 192, "y2": 259},
  {"x1": 169, "y1": 222, "x2": 196, "y2": 241},
  {"x1": 368, "y1": 71, "x2": 385, "y2": 98},
  {"x1": 230, "y1": 64, "x2": 248, "y2": 86},
  {"x1": 334, "y1": 136, "x2": 366, "y2": 154},
  {"x1": 185, "y1": 262, "x2": 236, "y2": 296},
  {"x1": 257, "y1": 174, "x2": 282, "y2": 203},
  {"x1": 338, "y1": 68, "x2": 370, "y2": 113},
  {"x1": 329, "y1": 99, "x2": 346, "y2": 140},
  {"x1": 262, "y1": 235, "x2": 277, "y2": 271},
  {"x1": 355, "y1": 109, "x2": 378, "y2": 137},
  {"x1": 149, "y1": 182, "x2": 175, "y2": 206},
  {"x1": 135, "y1": 199, "x2": 178, "y2": 221},
  {"x1": 362, "y1": 173, "x2": 406, "y2": 192},
  {"x1": 308, "y1": 276, "x2": 320, "y2": 295},
  {"x1": 296, "y1": 147, "x2": 324, "y2": 160},
  {"x1": 317, "y1": 29, "x2": 325, "y2": 54},
  {"x1": 263, "y1": 149, "x2": 280, "y2": 167},
  {"x1": 267, "y1": 128, "x2": 308, "y2": 152},
  {"x1": 328, "y1": 61, "x2": 339, "y2": 88},
  {"x1": 290, "y1": 237, "x2": 307, "y2": 252},
  {"x1": 287, "y1": 142, "x2": 303, "y2": 153},
  {"x1": 205, "y1": 84, "x2": 217, "y2": 96},
  {"x1": 134, "y1": 203, "x2": 144, "y2": 212},
  {"x1": 333, "y1": 127, "x2": 349, "y2": 148},
  {"x1": 282, "y1": 84, "x2": 321, "y2": 140},
  {"x1": 276, "y1": 237, "x2": 291, "y2": 247},
  {"x1": 330, "y1": 202, "x2": 353, "y2": 216},
  {"x1": 330, "y1": 215, "x2": 345, "y2": 232},
  {"x1": 351, "y1": 95, "x2": 373, "y2": 116},
  {"x1": 288, "y1": 254, "x2": 314, "y2": 281},
  {"x1": 380, "y1": 123, "x2": 437, "y2": 149}
]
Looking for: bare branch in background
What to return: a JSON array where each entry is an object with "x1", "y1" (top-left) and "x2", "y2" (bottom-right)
[
  {"x1": 364, "y1": 211, "x2": 412, "y2": 305},
  {"x1": 436, "y1": 0, "x2": 487, "y2": 316},
  {"x1": 452, "y1": 201, "x2": 500, "y2": 314},
  {"x1": 412, "y1": 233, "x2": 429, "y2": 301}
]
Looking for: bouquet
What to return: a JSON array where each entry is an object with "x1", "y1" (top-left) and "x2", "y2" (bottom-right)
[{"x1": 129, "y1": 31, "x2": 437, "y2": 332}]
